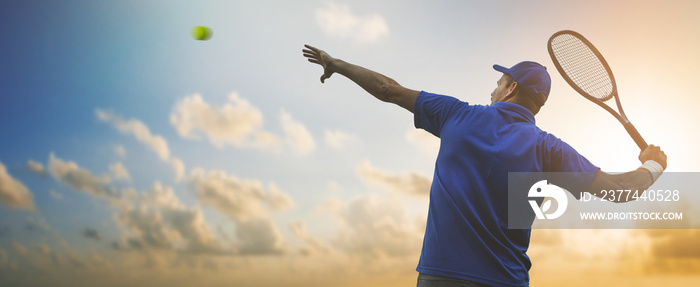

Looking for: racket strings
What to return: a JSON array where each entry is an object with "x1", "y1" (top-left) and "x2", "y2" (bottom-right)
[{"x1": 550, "y1": 34, "x2": 614, "y2": 101}]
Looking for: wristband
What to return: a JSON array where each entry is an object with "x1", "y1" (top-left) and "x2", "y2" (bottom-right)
[{"x1": 640, "y1": 160, "x2": 663, "y2": 182}]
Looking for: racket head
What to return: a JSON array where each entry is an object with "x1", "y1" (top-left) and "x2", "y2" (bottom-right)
[{"x1": 547, "y1": 30, "x2": 617, "y2": 102}]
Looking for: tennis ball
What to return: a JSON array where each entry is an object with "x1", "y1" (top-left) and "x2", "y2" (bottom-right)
[{"x1": 191, "y1": 26, "x2": 212, "y2": 41}]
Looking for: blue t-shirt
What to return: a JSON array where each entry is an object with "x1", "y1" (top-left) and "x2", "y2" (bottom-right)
[{"x1": 414, "y1": 91, "x2": 599, "y2": 287}]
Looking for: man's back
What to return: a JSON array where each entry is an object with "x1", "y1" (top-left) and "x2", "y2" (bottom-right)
[{"x1": 414, "y1": 91, "x2": 598, "y2": 286}]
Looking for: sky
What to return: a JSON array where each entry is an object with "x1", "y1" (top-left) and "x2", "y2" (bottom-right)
[{"x1": 1, "y1": 0, "x2": 699, "y2": 286}]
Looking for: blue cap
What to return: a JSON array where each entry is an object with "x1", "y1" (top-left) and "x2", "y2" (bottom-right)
[{"x1": 493, "y1": 61, "x2": 551, "y2": 105}]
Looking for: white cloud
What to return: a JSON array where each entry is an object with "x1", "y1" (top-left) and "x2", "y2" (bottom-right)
[
  {"x1": 189, "y1": 168, "x2": 294, "y2": 220},
  {"x1": 406, "y1": 129, "x2": 440, "y2": 155},
  {"x1": 316, "y1": 2, "x2": 390, "y2": 43},
  {"x1": 47, "y1": 153, "x2": 118, "y2": 200},
  {"x1": 280, "y1": 110, "x2": 316, "y2": 155},
  {"x1": 234, "y1": 217, "x2": 285, "y2": 255},
  {"x1": 170, "y1": 93, "x2": 316, "y2": 155},
  {"x1": 170, "y1": 93, "x2": 277, "y2": 149},
  {"x1": 188, "y1": 168, "x2": 294, "y2": 255},
  {"x1": 114, "y1": 145, "x2": 127, "y2": 158},
  {"x1": 96, "y1": 109, "x2": 170, "y2": 160},
  {"x1": 289, "y1": 220, "x2": 330, "y2": 256},
  {"x1": 356, "y1": 160, "x2": 431, "y2": 197},
  {"x1": 33, "y1": 154, "x2": 228, "y2": 257},
  {"x1": 266, "y1": 183, "x2": 295, "y2": 212},
  {"x1": 96, "y1": 109, "x2": 185, "y2": 180},
  {"x1": 0, "y1": 161, "x2": 35, "y2": 210},
  {"x1": 26, "y1": 160, "x2": 46, "y2": 177},
  {"x1": 323, "y1": 195, "x2": 423, "y2": 258},
  {"x1": 114, "y1": 182, "x2": 227, "y2": 255},
  {"x1": 170, "y1": 157, "x2": 186, "y2": 182},
  {"x1": 109, "y1": 162, "x2": 131, "y2": 181},
  {"x1": 324, "y1": 129, "x2": 357, "y2": 150}
]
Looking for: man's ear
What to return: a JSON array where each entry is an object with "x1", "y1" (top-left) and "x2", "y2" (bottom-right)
[{"x1": 506, "y1": 81, "x2": 519, "y2": 97}]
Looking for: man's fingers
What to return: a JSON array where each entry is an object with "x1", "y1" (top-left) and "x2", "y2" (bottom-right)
[
  {"x1": 304, "y1": 44, "x2": 319, "y2": 52},
  {"x1": 303, "y1": 49, "x2": 321, "y2": 63},
  {"x1": 303, "y1": 54, "x2": 318, "y2": 61},
  {"x1": 304, "y1": 44, "x2": 330, "y2": 83}
]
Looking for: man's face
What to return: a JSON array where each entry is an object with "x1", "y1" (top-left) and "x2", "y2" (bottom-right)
[{"x1": 491, "y1": 74, "x2": 515, "y2": 105}]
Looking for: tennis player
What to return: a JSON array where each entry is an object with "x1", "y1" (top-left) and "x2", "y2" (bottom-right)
[{"x1": 302, "y1": 45, "x2": 667, "y2": 287}]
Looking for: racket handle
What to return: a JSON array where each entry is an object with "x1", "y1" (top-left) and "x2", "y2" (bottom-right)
[{"x1": 623, "y1": 122, "x2": 648, "y2": 151}]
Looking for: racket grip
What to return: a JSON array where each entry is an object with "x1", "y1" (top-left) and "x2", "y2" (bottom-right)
[{"x1": 623, "y1": 122, "x2": 648, "y2": 151}]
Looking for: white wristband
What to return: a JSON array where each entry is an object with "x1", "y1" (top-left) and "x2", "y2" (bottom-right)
[{"x1": 640, "y1": 160, "x2": 663, "y2": 182}]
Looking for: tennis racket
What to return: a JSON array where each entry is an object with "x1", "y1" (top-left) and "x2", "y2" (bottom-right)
[{"x1": 547, "y1": 30, "x2": 648, "y2": 151}]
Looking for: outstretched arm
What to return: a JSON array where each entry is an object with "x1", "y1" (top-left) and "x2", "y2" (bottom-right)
[
  {"x1": 302, "y1": 45, "x2": 420, "y2": 113},
  {"x1": 586, "y1": 145, "x2": 667, "y2": 202}
]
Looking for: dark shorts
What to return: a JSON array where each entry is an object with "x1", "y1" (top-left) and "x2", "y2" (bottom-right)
[{"x1": 416, "y1": 273, "x2": 495, "y2": 287}]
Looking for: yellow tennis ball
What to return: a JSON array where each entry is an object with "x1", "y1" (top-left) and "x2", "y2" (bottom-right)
[{"x1": 191, "y1": 26, "x2": 212, "y2": 41}]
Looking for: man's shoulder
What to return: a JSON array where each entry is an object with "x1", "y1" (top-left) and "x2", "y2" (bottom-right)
[{"x1": 416, "y1": 91, "x2": 475, "y2": 116}]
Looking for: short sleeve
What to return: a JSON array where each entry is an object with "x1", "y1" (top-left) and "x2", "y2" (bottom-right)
[
  {"x1": 413, "y1": 91, "x2": 465, "y2": 137},
  {"x1": 540, "y1": 133, "x2": 600, "y2": 198}
]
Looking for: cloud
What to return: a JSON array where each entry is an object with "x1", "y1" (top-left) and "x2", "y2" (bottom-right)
[
  {"x1": 289, "y1": 220, "x2": 330, "y2": 256},
  {"x1": 316, "y1": 2, "x2": 390, "y2": 43},
  {"x1": 11, "y1": 241, "x2": 29, "y2": 257},
  {"x1": 324, "y1": 129, "x2": 357, "y2": 150},
  {"x1": 356, "y1": 160, "x2": 431, "y2": 197},
  {"x1": 0, "y1": 160, "x2": 35, "y2": 210},
  {"x1": 170, "y1": 158, "x2": 186, "y2": 182},
  {"x1": 47, "y1": 153, "x2": 119, "y2": 200},
  {"x1": 82, "y1": 228, "x2": 102, "y2": 241},
  {"x1": 96, "y1": 109, "x2": 170, "y2": 160},
  {"x1": 24, "y1": 217, "x2": 48, "y2": 233},
  {"x1": 114, "y1": 182, "x2": 227, "y2": 255},
  {"x1": 188, "y1": 168, "x2": 294, "y2": 255},
  {"x1": 322, "y1": 195, "x2": 423, "y2": 258},
  {"x1": 114, "y1": 145, "x2": 126, "y2": 158},
  {"x1": 49, "y1": 190, "x2": 63, "y2": 200},
  {"x1": 96, "y1": 109, "x2": 186, "y2": 180},
  {"x1": 0, "y1": 248, "x2": 8, "y2": 265},
  {"x1": 266, "y1": 183, "x2": 295, "y2": 212},
  {"x1": 234, "y1": 217, "x2": 285, "y2": 255},
  {"x1": 170, "y1": 93, "x2": 276, "y2": 149},
  {"x1": 28, "y1": 155, "x2": 233, "y2": 259},
  {"x1": 109, "y1": 162, "x2": 131, "y2": 181},
  {"x1": 406, "y1": 129, "x2": 440, "y2": 155},
  {"x1": 64, "y1": 252, "x2": 86, "y2": 269},
  {"x1": 170, "y1": 93, "x2": 316, "y2": 155},
  {"x1": 26, "y1": 160, "x2": 46, "y2": 177},
  {"x1": 649, "y1": 230, "x2": 700, "y2": 259},
  {"x1": 280, "y1": 110, "x2": 316, "y2": 155},
  {"x1": 189, "y1": 169, "x2": 293, "y2": 219},
  {"x1": 641, "y1": 230, "x2": 700, "y2": 274}
]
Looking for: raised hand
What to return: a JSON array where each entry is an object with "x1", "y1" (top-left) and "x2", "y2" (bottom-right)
[
  {"x1": 303, "y1": 44, "x2": 336, "y2": 83},
  {"x1": 639, "y1": 144, "x2": 667, "y2": 170}
]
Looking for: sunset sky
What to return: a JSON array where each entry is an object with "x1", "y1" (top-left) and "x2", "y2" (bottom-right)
[{"x1": 1, "y1": 1, "x2": 699, "y2": 286}]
